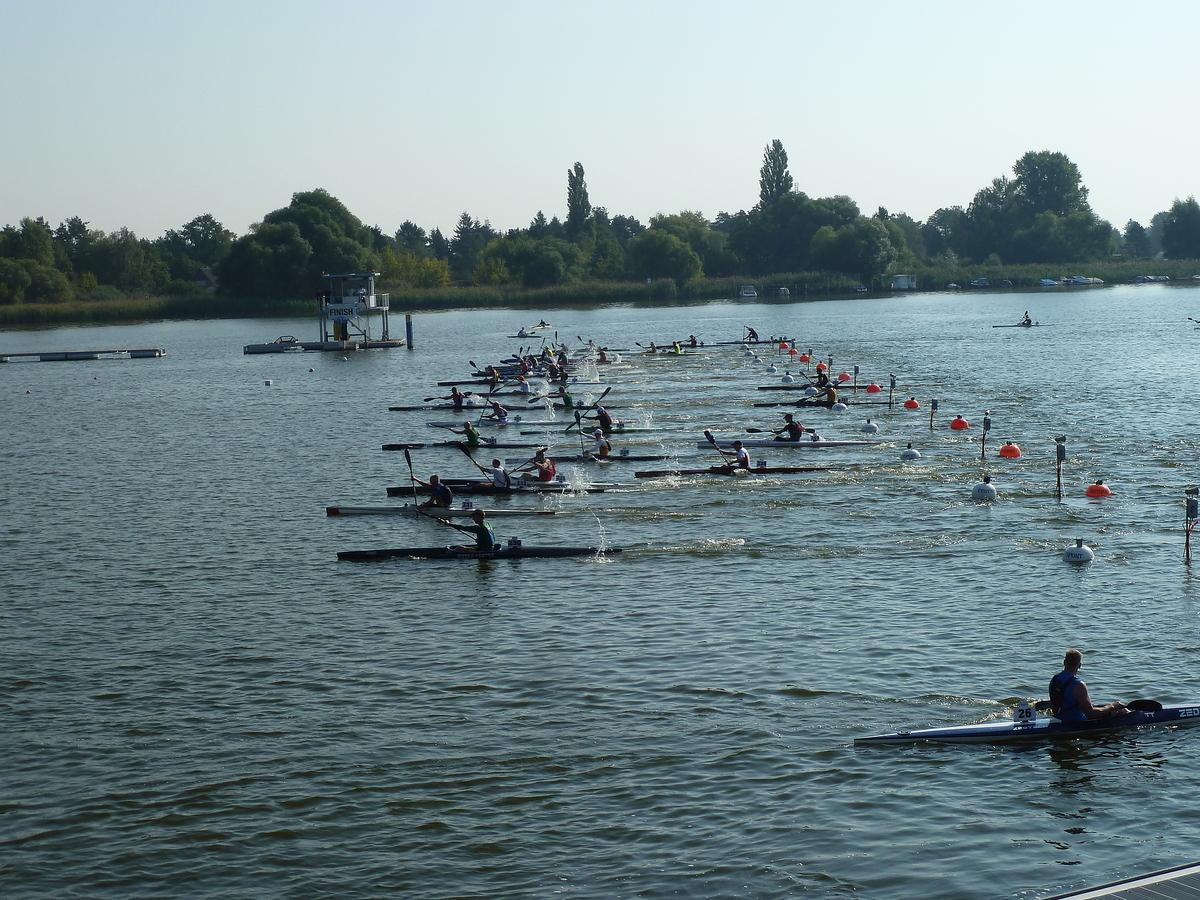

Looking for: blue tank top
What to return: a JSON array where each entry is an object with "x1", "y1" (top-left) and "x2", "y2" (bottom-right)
[{"x1": 1049, "y1": 670, "x2": 1085, "y2": 722}]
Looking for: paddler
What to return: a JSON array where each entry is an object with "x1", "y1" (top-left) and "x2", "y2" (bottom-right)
[
  {"x1": 745, "y1": 325, "x2": 759, "y2": 342},
  {"x1": 598, "y1": 348, "x2": 609, "y2": 364},
  {"x1": 445, "y1": 509, "x2": 496, "y2": 552},
  {"x1": 594, "y1": 405, "x2": 615, "y2": 434},
  {"x1": 818, "y1": 384, "x2": 839, "y2": 407},
  {"x1": 514, "y1": 375, "x2": 532, "y2": 394},
  {"x1": 486, "y1": 458, "x2": 511, "y2": 489},
  {"x1": 814, "y1": 369, "x2": 831, "y2": 390},
  {"x1": 671, "y1": 341, "x2": 682, "y2": 354},
  {"x1": 715, "y1": 439, "x2": 750, "y2": 471},
  {"x1": 417, "y1": 473, "x2": 454, "y2": 509},
  {"x1": 447, "y1": 420, "x2": 482, "y2": 448},
  {"x1": 484, "y1": 400, "x2": 509, "y2": 424},
  {"x1": 444, "y1": 386, "x2": 467, "y2": 411},
  {"x1": 590, "y1": 428, "x2": 613, "y2": 459},
  {"x1": 687, "y1": 334, "x2": 699, "y2": 348},
  {"x1": 517, "y1": 448, "x2": 557, "y2": 482},
  {"x1": 1021, "y1": 310, "x2": 1033, "y2": 326},
  {"x1": 775, "y1": 413, "x2": 805, "y2": 441},
  {"x1": 1049, "y1": 649, "x2": 1129, "y2": 721}
]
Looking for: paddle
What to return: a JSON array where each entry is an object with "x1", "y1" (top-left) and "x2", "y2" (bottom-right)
[
  {"x1": 1189, "y1": 317, "x2": 1200, "y2": 325},
  {"x1": 702, "y1": 428, "x2": 734, "y2": 466},
  {"x1": 404, "y1": 449, "x2": 458, "y2": 524},
  {"x1": 510, "y1": 445, "x2": 549, "y2": 479}
]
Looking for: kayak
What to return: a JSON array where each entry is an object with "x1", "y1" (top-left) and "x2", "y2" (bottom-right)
[
  {"x1": 634, "y1": 465, "x2": 829, "y2": 478},
  {"x1": 753, "y1": 399, "x2": 894, "y2": 408},
  {"x1": 991, "y1": 323, "x2": 1058, "y2": 328},
  {"x1": 381, "y1": 441, "x2": 543, "y2": 451},
  {"x1": 427, "y1": 419, "x2": 559, "y2": 429},
  {"x1": 855, "y1": 702, "x2": 1200, "y2": 744},
  {"x1": 386, "y1": 482, "x2": 616, "y2": 496},
  {"x1": 326, "y1": 505, "x2": 557, "y2": 517},
  {"x1": 338, "y1": 544, "x2": 621, "y2": 561},
  {"x1": 697, "y1": 438, "x2": 882, "y2": 449},
  {"x1": 504, "y1": 453, "x2": 669, "y2": 464}
]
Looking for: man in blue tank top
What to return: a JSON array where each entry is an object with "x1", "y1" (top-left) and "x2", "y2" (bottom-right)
[{"x1": 1049, "y1": 649, "x2": 1129, "y2": 721}]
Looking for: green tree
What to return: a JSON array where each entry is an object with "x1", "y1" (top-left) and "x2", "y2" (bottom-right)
[
  {"x1": 566, "y1": 162, "x2": 591, "y2": 241},
  {"x1": 0, "y1": 258, "x2": 32, "y2": 303},
  {"x1": 809, "y1": 219, "x2": 897, "y2": 280},
  {"x1": 1011, "y1": 151, "x2": 1089, "y2": 217},
  {"x1": 395, "y1": 221, "x2": 428, "y2": 256},
  {"x1": 1122, "y1": 220, "x2": 1151, "y2": 259},
  {"x1": 1162, "y1": 197, "x2": 1200, "y2": 259},
  {"x1": 218, "y1": 222, "x2": 313, "y2": 298},
  {"x1": 624, "y1": 229, "x2": 702, "y2": 285},
  {"x1": 758, "y1": 139, "x2": 794, "y2": 207}
]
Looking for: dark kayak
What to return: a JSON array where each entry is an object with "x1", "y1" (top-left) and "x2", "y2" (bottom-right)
[
  {"x1": 337, "y1": 545, "x2": 622, "y2": 561},
  {"x1": 856, "y1": 701, "x2": 1199, "y2": 744}
]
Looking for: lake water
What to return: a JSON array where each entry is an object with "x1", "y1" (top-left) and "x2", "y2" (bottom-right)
[{"x1": 3, "y1": 284, "x2": 1200, "y2": 898}]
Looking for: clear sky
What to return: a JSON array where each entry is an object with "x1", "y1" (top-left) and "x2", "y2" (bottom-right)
[{"x1": 1, "y1": 0, "x2": 1197, "y2": 239}]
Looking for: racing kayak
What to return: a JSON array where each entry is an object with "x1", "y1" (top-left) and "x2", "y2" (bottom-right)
[
  {"x1": 386, "y1": 482, "x2": 616, "y2": 496},
  {"x1": 326, "y1": 505, "x2": 557, "y2": 517},
  {"x1": 381, "y1": 441, "x2": 542, "y2": 451},
  {"x1": 427, "y1": 419, "x2": 559, "y2": 429},
  {"x1": 752, "y1": 398, "x2": 894, "y2": 408},
  {"x1": 338, "y1": 544, "x2": 621, "y2": 561},
  {"x1": 991, "y1": 323, "x2": 1058, "y2": 328},
  {"x1": 634, "y1": 465, "x2": 829, "y2": 478},
  {"x1": 697, "y1": 438, "x2": 882, "y2": 449},
  {"x1": 855, "y1": 700, "x2": 1199, "y2": 744},
  {"x1": 504, "y1": 453, "x2": 669, "y2": 464}
]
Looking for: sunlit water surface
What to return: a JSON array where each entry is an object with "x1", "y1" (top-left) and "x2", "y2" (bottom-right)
[{"x1": 3, "y1": 285, "x2": 1200, "y2": 897}]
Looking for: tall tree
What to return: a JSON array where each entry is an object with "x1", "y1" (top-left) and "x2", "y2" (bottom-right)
[
  {"x1": 1161, "y1": 196, "x2": 1200, "y2": 259},
  {"x1": 566, "y1": 162, "x2": 591, "y2": 241},
  {"x1": 1011, "y1": 151, "x2": 1089, "y2": 217},
  {"x1": 758, "y1": 139, "x2": 794, "y2": 208},
  {"x1": 1122, "y1": 220, "x2": 1152, "y2": 259}
]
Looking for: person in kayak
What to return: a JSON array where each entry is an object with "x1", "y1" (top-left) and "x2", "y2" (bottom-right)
[
  {"x1": 517, "y1": 448, "x2": 557, "y2": 482},
  {"x1": 1021, "y1": 311, "x2": 1033, "y2": 326},
  {"x1": 594, "y1": 405, "x2": 615, "y2": 434},
  {"x1": 446, "y1": 386, "x2": 467, "y2": 411},
  {"x1": 486, "y1": 458, "x2": 511, "y2": 489},
  {"x1": 1049, "y1": 649, "x2": 1130, "y2": 721},
  {"x1": 714, "y1": 439, "x2": 750, "y2": 471},
  {"x1": 745, "y1": 326, "x2": 759, "y2": 342},
  {"x1": 418, "y1": 474, "x2": 454, "y2": 509},
  {"x1": 446, "y1": 509, "x2": 496, "y2": 552},
  {"x1": 775, "y1": 413, "x2": 805, "y2": 441},
  {"x1": 483, "y1": 400, "x2": 509, "y2": 424},
  {"x1": 591, "y1": 428, "x2": 613, "y2": 459},
  {"x1": 447, "y1": 421, "x2": 482, "y2": 447},
  {"x1": 687, "y1": 335, "x2": 699, "y2": 347}
]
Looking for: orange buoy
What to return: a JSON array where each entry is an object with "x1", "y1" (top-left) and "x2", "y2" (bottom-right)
[
  {"x1": 788, "y1": 348, "x2": 798, "y2": 357},
  {"x1": 998, "y1": 441, "x2": 1022, "y2": 459},
  {"x1": 866, "y1": 383, "x2": 882, "y2": 394},
  {"x1": 799, "y1": 352, "x2": 811, "y2": 363},
  {"x1": 950, "y1": 415, "x2": 970, "y2": 430},
  {"x1": 815, "y1": 361, "x2": 827, "y2": 371},
  {"x1": 903, "y1": 397, "x2": 920, "y2": 410},
  {"x1": 837, "y1": 371, "x2": 851, "y2": 383},
  {"x1": 779, "y1": 341, "x2": 789, "y2": 350},
  {"x1": 1085, "y1": 480, "x2": 1113, "y2": 498}
]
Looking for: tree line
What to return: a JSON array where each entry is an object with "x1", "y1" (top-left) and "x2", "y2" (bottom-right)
[{"x1": 2, "y1": 142, "x2": 1200, "y2": 307}]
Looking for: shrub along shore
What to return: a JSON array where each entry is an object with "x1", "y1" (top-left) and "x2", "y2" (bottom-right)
[{"x1": 1, "y1": 260, "x2": 1196, "y2": 329}]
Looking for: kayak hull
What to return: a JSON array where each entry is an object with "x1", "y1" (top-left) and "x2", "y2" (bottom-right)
[
  {"x1": 326, "y1": 505, "x2": 557, "y2": 517},
  {"x1": 338, "y1": 545, "x2": 621, "y2": 561},
  {"x1": 856, "y1": 704, "x2": 1200, "y2": 744},
  {"x1": 698, "y1": 439, "x2": 881, "y2": 449}
]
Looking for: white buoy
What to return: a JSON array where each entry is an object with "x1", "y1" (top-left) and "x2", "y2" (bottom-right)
[
  {"x1": 861, "y1": 418, "x2": 879, "y2": 434},
  {"x1": 1064, "y1": 538, "x2": 1095, "y2": 564},
  {"x1": 971, "y1": 475, "x2": 998, "y2": 502},
  {"x1": 264, "y1": 379, "x2": 273, "y2": 386},
  {"x1": 900, "y1": 443, "x2": 921, "y2": 461},
  {"x1": 766, "y1": 364, "x2": 778, "y2": 374},
  {"x1": 781, "y1": 372, "x2": 795, "y2": 384},
  {"x1": 308, "y1": 367, "x2": 315, "y2": 373},
  {"x1": 830, "y1": 401, "x2": 848, "y2": 413},
  {"x1": 744, "y1": 349, "x2": 755, "y2": 359},
  {"x1": 803, "y1": 385, "x2": 817, "y2": 397}
]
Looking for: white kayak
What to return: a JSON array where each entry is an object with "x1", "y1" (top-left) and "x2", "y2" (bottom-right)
[
  {"x1": 326, "y1": 505, "x2": 557, "y2": 518},
  {"x1": 698, "y1": 438, "x2": 883, "y2": 449}
]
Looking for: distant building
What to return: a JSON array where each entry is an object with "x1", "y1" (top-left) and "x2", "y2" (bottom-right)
[{"x1": 890, "y1": 274, "x2": 917, "y2": 290}]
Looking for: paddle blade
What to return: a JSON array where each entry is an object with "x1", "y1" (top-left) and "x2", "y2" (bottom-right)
[
  {"x1": 1128, "y1": 699, "x2": 1163, "y2": 712},
  {"x1": 703, "y1": 429, "x2": 717, "y2": 445}
]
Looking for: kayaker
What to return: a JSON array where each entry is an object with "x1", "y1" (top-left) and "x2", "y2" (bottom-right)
[
  {"x1": 591, "y1": 428, "x2": 612, "y2": 459},
  {"x1": 486, "y1": 458, "x2": 511, "y2": 489},
  {"x1": 518, "y1": 448, "x2": 557, "y2": 482},
  {"x1": 775, "y1": 413, "x2": 805, "y2": 441},
  {"x1": 671, "y1": 341, "x2": 682, "y2": 354},
  {"x1": 717, "y1": 439, "x2": 750, "y2": 471},
  {"x1": 819, "y1": 385, "x2": 839, "y2": 407},
  {"x1": 418, "y1": 474, "x2": 454, "y2": 509},
  {"x1": 745, "y1": 326, "x2": 759, "y2": 342},
  {"x1": 598, "y1": 348, "x2": 609, "y2": 364},
  {"x1": 594, "y1": 405, "x2": 615, "y2": 434},
  {"x1": 448, "y1": 421, "x2": 482, "y2": 448},
  {"x1": 1048, "y1": 649, "x2": 1130, "y2": 721},
  {"x1": 514, "y1": 375, "x2": 532, "y2": 394},
  {"x1": 814, "y1": 369, "x2": 831, "y2": 389},
  {"x1": 446, "y1": 509, "x2": 496, "y2": 552},
  {"x1": 687, "y1": 335, "x2": 699, "y2": 347},
  {"x1": 484, "y1": 400, "x2": 509, "y2": 424},
  {"x1": 1021, "y1": 311, "x2": 1033, "y2": 326}
]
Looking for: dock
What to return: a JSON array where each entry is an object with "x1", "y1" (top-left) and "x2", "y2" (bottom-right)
[
  {"x1": 0, "y1": 348, "x2": 166, "y2": 363},
  {"x1": 1046, "y1": 860, "x2": 1200, "y2": 898}
]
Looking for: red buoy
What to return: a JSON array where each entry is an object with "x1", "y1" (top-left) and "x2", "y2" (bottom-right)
[
  {"x1": 998, "y1": 441, "x2": 1022, "y2": 459},
  {"x1": 815, "y1": 361, "x2": 827, "y2": 372},
  {"x1": 779, "y1": 341, "x2": 789, "y2": 350},
  {"x1": 799, "y1": 353, "x2": 811, "y2": 363},
  {"x1": 903, "y1": 397, "x2": 920, "y2": 410},
  {"x1": 1085, "y1": 480, "x2": 1113, "y2": 498},
  {"x1": 788, "y1": 348, "x2": 798, "y2": 357},
  {"x1": 837, "y1": 371, "x2": 851, "y2": 383},
  {"x1": 950, "y1": 415, "x2": 970, "y2": 430},
  {"x1": 866, "y1": 383, "x2": 882, "y2": 394}
]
